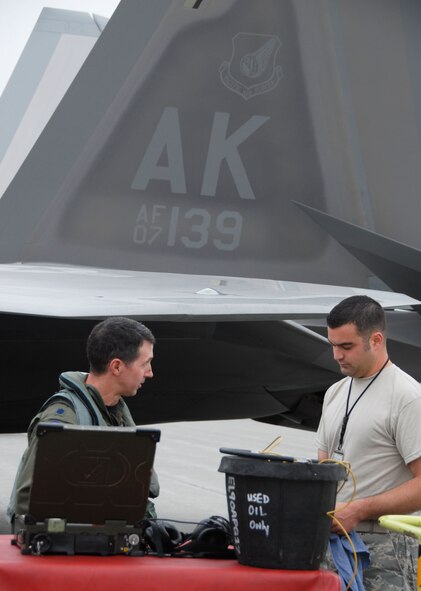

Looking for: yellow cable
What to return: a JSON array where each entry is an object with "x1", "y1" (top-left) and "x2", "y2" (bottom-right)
[
  {"x1": 259, "y1": 435, "x2": 284, "y2": 455},
  {"x1": 320, "y1": 459, "x2": 359, "y2": 591}
]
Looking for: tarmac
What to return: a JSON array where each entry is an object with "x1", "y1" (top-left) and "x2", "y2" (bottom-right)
[{"x1": 0, "y1": 419, "x2": 317, "y2": 534}]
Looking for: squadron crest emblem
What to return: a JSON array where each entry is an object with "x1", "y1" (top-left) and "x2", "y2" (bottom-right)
[{"x1": 219, "y1": 33, "x2": 282, "y2": 100}]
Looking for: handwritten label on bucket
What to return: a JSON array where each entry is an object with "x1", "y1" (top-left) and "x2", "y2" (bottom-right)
[
  {"x1": 247, "y1": 492, "x2": 270, "y2": 537},
  {"x1": 227, "y1": 475, "x2": 275, "y2": 556}
]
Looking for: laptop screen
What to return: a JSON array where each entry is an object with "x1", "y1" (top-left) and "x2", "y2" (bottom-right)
[{"x1": 28, "y1": 422, "x2": 160, "y2": 525}]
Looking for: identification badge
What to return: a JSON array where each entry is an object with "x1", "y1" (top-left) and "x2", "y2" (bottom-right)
[{"x1": 332, "y1": 449, "x2": 344, "y2": 461}]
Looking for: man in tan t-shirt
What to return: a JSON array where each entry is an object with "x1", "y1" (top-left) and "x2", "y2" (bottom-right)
[{"x1": 317, "y1": 295, "x2": 421, "y2": 591}]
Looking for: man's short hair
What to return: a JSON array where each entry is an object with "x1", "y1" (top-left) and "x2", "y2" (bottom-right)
[
  {"x1": 326, "y1": 295, "x2": 386, "y2": 337},
  {"x1": 87, "y1": 317, "x2": 155, "y2": 374}
]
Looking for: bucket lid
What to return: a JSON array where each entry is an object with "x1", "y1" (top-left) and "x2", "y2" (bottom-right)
[
  {"x1": 218, "y1": 449, "x2": 346, "y2": 481},
  {"x1": 219, "y1": 447, "x2": 318, "y2": 463}
]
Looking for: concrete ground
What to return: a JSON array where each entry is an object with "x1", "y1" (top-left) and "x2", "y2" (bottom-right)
[{"x1": 0, "y1": 420, "x2": 317, "y2": 534}]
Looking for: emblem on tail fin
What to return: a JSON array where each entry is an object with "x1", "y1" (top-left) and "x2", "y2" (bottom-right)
[{"x1": 219, "y1": 33, "x2": 282, "y2": 100}]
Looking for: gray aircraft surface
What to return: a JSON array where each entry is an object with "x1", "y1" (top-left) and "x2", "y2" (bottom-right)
[{"x1": 0, "y1": 0, "x2": 421, "y2": 433}]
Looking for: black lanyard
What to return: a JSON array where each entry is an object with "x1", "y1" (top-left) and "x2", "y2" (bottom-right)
[{"x1": 337, "y1": 357, "x2": 389, "y2": 451}]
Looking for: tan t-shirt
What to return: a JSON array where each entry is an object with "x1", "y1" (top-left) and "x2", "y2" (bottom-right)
[{"x1": 316, "y1": 364, "x2": 421, "y2": 502}]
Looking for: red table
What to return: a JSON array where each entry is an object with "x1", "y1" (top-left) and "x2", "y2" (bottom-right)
[{"x1": 0, "y1": 536, "x2": 340, "y2": 591}]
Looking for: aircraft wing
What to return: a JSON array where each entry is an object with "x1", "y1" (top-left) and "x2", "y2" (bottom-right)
[
  {"x1": 1, "y1": 261, "x2": 419, "y2": 433},
  {"x1": 0, "y1": 263, "x2": 418, "y2": 320}
]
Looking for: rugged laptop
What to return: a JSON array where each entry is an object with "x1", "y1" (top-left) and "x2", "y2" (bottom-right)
[{"x1": 13, "y1": 422, "x2": 160, "y2": 555}]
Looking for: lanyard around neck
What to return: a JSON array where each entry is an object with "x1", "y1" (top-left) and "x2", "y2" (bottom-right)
[{"x1": 337, "y1": 357, "x2": 389, "y2": 451}]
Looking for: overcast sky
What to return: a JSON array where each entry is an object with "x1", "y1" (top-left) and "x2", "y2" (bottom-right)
[{"x1": 0, "y1": 0, "x2": 120, "y2": 95}]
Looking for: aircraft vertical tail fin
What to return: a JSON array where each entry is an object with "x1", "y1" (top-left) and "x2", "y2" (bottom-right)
[
  {"x1": 0, "y1": 0, "x2": 334, "y2": 284},
  {"x1": 0, "y1": 8, "x2": 105, "y2": 198}
]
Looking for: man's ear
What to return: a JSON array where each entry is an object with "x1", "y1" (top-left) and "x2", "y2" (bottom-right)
[
  {"x1": 109, "y1": 358, "x2": 122, "y2": 376},
  {"x1": 370, "y1": 331, "x2": 384, "y2": 349}
]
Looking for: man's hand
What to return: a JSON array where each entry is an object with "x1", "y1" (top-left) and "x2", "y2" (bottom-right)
[
  {"x1": 321, "y1": 456, "x2": 421, "y2": 534},
  {"x1": 330, "y1": 499, "x2": 366, "y2": 533}
]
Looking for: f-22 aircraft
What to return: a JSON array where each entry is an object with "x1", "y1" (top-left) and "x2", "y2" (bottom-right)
[{"x1": 0, "y1": 0, "x2": 420, "y2": 433}]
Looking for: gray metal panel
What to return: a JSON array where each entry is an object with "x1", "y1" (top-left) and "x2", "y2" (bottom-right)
[
  {"x1": 0, "y1": 263, "x2": 416, "y2": 319},
  {"x1": 1, "y1": 0, "x2": 421, "y2": 291},
  {"x1": 0, "y1": 0, "x2": 358, "y2": 287}
]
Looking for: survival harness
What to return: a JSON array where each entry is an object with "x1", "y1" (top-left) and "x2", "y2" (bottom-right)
[{"x1": 38, "y1": 372, "x2": 135, "y2": 427}]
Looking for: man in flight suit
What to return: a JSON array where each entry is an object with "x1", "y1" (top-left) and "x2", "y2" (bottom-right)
[{"x1": 8, "y1": 316, "x2": 159, "y2": 529}]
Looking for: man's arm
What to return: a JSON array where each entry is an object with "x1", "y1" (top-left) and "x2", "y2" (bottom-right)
[
  {"x1": 330, "y1": 456, "x2": 421, "y2": 533},
  {"x1": 10, "y1": 402, "x2": 77, "y2": 519}
]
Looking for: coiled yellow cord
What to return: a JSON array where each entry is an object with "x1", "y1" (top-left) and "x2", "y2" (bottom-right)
[{"x1": 320, "y1": 459, "x2": 359, "y2": 591}]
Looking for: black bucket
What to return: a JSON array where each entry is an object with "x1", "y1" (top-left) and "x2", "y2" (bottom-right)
[{"x1": 218, "y1": 452, "x2": 346, "y2": 570}]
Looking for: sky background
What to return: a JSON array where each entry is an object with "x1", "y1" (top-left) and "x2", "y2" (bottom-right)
[{"x1": 0, "y1": 0, "x2": 121, "y2": 95}]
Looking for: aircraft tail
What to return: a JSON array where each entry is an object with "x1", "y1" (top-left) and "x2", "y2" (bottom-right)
[
  {"x1": 0, "y1": 0, "x2": 364, "y2": 287},
  {"x1": 0, "y1": 8, "x2": 106, "y2": 199},
  {"x1": 1, "y1": 0, "x2": 421, "y2": 292}
]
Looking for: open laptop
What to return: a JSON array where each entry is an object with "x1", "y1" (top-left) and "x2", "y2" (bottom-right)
[{"x1": 13, "y1": 422, "x2": 160, "y2": 555}]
